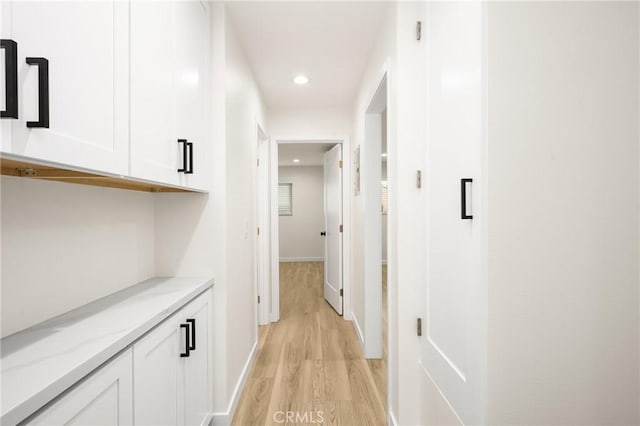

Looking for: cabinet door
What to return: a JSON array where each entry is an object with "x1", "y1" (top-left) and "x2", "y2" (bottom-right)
[
  {"x1": 175, "y1": 0, "x2": 208, "y2": 192},
  {"x1": 133, "y1": 313, "x2": 184, "y2": 425},
  {"x1": 182, "y1": 290, "x2": 212, "y2": 426},
  {"x1": 3, "y1": 1, "x2": 129, "y2": 174},
  {"x1": 130, "y1": 1, "x2": 209, "y2": 190},
  {"x1": 26, "y1": 349, "x2": 133, "y2": 425},
  {"x1": 130, "y1": 1, "x2": 179, "y2": 186}
]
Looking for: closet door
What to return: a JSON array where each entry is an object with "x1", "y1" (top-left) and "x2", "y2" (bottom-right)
[
  {"x1": 2, "y1": 0, "x2": 129, "y2": 174},
  {"x1": 422, "y1": 2, "x2": 486, "y2": 425}
]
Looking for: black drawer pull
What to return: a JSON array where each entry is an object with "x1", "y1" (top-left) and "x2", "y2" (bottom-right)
[
  {"x1": 26, "y1": 57, "x2": 49, "y2": 128},
  {"x1": 180, "y1": 323, "x2": 190, "y2": 357},
  {"x1": 186, "y1": 318, "x2": 196, "y2": 350},
  {"x1": 185, "y1": 141, "x2": 194, "y2": 174},
  {"x1": 177, "y1": 139, "x2": 187, "y2": 173},
  {"x1": 1, "y1": 39, "x2": 18, "y2": 119},
  {"x1": 461, "y1": 178, "x2": 473, "y2": 219}
]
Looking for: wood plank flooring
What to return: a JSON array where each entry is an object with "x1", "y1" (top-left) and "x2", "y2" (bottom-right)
[{"x1": 232, "y1": 262, "x2": 387, "y2": 426}]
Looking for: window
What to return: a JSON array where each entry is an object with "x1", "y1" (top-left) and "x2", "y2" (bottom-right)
[{"x1": 278, "y1": 183, "x2": 293, "y2": 216}]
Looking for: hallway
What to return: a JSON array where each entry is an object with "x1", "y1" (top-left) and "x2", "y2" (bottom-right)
[{"x1": 232, "y1": 262, "x2": 386, "y2": 425}]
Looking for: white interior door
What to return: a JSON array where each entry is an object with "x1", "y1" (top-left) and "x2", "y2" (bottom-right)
[
  {"x1": 422, "y1": 2, "x2": 485, "y2": 424},
  {"x1": 323, "y1": 144, "x2": 343, "y2": 314}
]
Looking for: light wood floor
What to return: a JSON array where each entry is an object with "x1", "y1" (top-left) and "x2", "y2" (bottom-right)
[{"x1": 232, "y1": 262, "x2": 387, "y2": 426}]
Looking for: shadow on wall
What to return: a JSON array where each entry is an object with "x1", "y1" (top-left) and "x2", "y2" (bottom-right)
[{"x1": 154, "y1": 193, "x2": 210, "y2": 275}]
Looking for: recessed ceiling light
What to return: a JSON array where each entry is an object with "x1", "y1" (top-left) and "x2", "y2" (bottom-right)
[
  {"x1": 293, "y1": 75, "x2": 309, "y2": 85},
  {"x1": 293, "y1": 158, "x2": 300, "y2": 163},
  {"x1": 381, "y1": 153, "x2": 388, "y2": 157}
]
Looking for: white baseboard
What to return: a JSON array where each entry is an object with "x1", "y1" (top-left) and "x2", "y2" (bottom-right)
[
  {"x1": 351, "y1": 312, "x2": 364, "y2": 349},
  {"x1": 279, "y1": 257, "x2": 324, "y2": 262},
  {"x1": 211, "y1": 341, "x2": 258, "y2": 426}
]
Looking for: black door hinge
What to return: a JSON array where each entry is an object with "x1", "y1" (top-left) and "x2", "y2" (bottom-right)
[
  {"x1": 340, "y1": 289, "x2": 343, "y2": 297},
  {"x1": 417, "y1": 318, "x2": 422, "y2": 336}
]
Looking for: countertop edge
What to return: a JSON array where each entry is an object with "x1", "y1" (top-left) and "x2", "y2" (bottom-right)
[{"x1": 1, "y1": 277, "x2": 214, "y2": 425}]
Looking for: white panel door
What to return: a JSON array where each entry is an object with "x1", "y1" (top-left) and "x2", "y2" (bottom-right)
[
  {"x1": 27, "y1": 349, "x2": 133, "y2": 425},
  {"x1": 130, "y1": 1, "x2": 179, "y2": 186},
  {"x1": 4, "y1": 0, "x2": 128, "y2": 174},
  {"x1": 175, "y1": 1, "x2": 208, "y2": 192},
  {"x1": 422, "y1": 2, "x2": 486, "y2": 425},
  {"x1": 133, "y1": 313, "x2": 184, "y2": 425},
  {"x1": 182, "y1": 291, "x2": 212, "y2": 426},
  {"x1": 323, "y1": 144, "x2": 343, "y2": 314}
]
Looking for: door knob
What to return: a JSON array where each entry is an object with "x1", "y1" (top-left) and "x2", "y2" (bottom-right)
[{"x1": 320, "y1": 231, "x2": 326, "y2": 236}]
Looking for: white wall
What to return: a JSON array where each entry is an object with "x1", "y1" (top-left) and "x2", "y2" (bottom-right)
[
  {"x1": 154, "y1": 3, "x2": 267, "y2": 421},
  {"x1": 278, "y1": 166, "x2": 324, "y2": 261},
  {"x1": 486, "y1": 2, "x2": 639, "y2": 424},
  {"x1": 0, "y1": 177, "x2": 155, "y2": 338},
  {"x1": 268, "y1": 107, "x2": 352, "y2": 139}
]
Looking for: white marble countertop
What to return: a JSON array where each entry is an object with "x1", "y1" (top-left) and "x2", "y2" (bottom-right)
[{"x1": 0, "y1": 276, "x2": 214, "y2": 425}]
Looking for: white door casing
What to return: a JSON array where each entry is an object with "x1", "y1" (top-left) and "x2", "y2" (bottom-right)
[
  {"x1": 323, "y1": 144, "x2": 343, "y2": 315},
  {"x1": 269, "y1": 137, "x2": 351, "y2": 323},
  {"x1": 256, "y1": 125, "x2": 271, "y2": 326}
]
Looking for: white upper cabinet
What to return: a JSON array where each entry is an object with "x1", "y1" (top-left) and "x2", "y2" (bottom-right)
[
  {"x1": 0, "y1": 0, "x2": 209, "y2": 191},
  {"x1": 130, "y1": 1, "x2": 209, "y2": 191},
  {"x1": 1, "y1": 1, "x2": 129, "y2": 175}
]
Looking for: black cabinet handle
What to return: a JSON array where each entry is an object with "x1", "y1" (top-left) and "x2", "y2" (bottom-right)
[
  {"x1": 26, "y1": 57, "x2": 49, "y2": 128},
  {"x1": 185, "y1": 141, "x2": 194, "y2": 174},
  {"x1": 320, "y1": 231, "x2": 326, "y2": 236},
  {"x1": 177, "y1": 139, "x2": 187, "y2": 172},
  {"x1": 1, "y1": 39, "x2": 18, "y2": 119},
  {"x1": 461, "y1": 178, "x2": 473, "y2": 219},
  {"x1": 186, "y1": 318, "x2": 196, "y2": 351},
  {"x1": 180, "y1": 323, "x2": 190, "y2": 357}
]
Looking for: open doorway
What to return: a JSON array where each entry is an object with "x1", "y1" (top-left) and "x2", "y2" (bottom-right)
[
  {"x1": 266, "y1": 138, "x2": 351, "y2": 322},
  {"x1": 272, "y1": 141, "x2": 346, "y2": 321}
]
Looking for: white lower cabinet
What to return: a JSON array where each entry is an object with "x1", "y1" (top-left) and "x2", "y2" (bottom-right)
[
  {"x1": 26, "y1": 349, "x2": 134, "y2": 425},
  {"x1": 133, "y1": 290, "x2": 212, "y2": 426},
  {"x1": 23, "y1": 290, "x2": 212, "y2": 426}
]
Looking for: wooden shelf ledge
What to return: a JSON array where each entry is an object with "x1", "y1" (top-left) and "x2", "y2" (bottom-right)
[{"x1": 1, "y1": 155, "x2": 202, "y2": 193}]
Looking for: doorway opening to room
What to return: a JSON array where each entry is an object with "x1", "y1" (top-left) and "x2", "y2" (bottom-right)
[{"x1": 270, "y1": 139, "x2": 350, "y2": 323}]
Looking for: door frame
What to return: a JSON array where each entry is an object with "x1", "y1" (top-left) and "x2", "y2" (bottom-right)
[
  {"x1": 267, "y1": 137, "x2": 351, "y2": 322},
  {"x1": 255, "y1": 123, "x2": 271, "y2": 326},
  {"x1": 361, "y1": 73, "x2": 387, "y2": 359}
]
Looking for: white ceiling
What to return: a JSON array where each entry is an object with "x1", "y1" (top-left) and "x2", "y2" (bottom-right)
[
  {"x1": 226, "y1": 1, "x2": 391, "y2": 109},
  {"x1": 278, "y1": 143, "x2": 337, "y2": 166}
]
